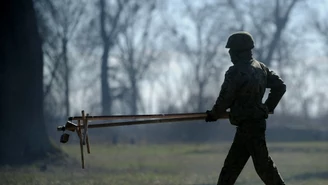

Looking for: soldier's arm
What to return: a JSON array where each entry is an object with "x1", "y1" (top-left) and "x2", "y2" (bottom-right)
[
  {"x1": 210, "y1": 66, "x2": 237, "y2": 119},
  {"x1": 263, "y1": 65, "x2": 286, "y2": 112}
]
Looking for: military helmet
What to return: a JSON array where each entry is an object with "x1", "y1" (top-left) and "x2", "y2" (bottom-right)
[{"x1": 225, "y1": 31, "x2": 254, "y2": 51}]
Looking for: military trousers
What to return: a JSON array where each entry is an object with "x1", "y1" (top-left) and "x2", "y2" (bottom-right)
[{"x1": 217, "y1": 123, "x2": 285, "y2": 185}]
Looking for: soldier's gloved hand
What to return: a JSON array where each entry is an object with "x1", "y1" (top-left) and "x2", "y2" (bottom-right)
[
  {"x1": 205, "y1": 110, "x2": 217, "y2": 122},
  {"x1": 264, "y1": 103, "x2": 274, "y2": 114},
  {"x1": 261, "y1": 104, "x2": 270, "y2": 119}
]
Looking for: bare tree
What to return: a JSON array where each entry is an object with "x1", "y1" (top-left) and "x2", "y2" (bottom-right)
[
  {"x1": 97, "y1": 0, "x2": 142, "y2": 115},
  {"x1": 231, "y1": 0, "x2": 302, "y2": 66},
  {"x1": 168, "y1": 0, "x2": 234, "y2": 112},
  {"x1": 314, "y1": 6, "x2": 328, "y2": 55},
  {"x1": 143, "y1": 0, "x2": 238, "y2": 142},
  {"x1": 0, "y1": 0, "x2": 59, "y2": 165},
  {"x1": 312, "y1": 3, "x2": 328, "y2": 122},
  {"x1": 115, "y1": 1, "x2": 161, "y2": 114},
  {"x1": 35, "y1": 0, "x2": 85, "y2": 118}
]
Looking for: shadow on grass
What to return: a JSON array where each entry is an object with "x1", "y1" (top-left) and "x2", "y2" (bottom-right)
[
  {"x1": 189, "y1": 183, "x2": 254, "y2": 185},
  {"x1": 188, "y1": 172, "x2": 328, "y2": 185},
  {"x1": 269, "y1": 147, "x2": 328, "y2": 153},
  {"x1": 287, "y1": 171, "x2": 328, "y2": 181},
  {"x1": 188, "y1": 180, "x2": 258, "y2": 185},
  {"x1": 184, "y1": 146, "x2": 328, "y2": 155}
]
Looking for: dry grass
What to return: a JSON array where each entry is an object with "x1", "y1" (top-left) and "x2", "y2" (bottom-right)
[{"x1": 0, "y1": 142, "x2": 327, "y2": 185}]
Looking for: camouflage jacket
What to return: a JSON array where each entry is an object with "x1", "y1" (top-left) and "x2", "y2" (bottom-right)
[{"x1": 209, "y1": 59, "x2": 286, "y2": 125}]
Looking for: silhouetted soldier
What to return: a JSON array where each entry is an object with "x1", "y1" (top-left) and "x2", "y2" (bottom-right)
[{"x1": 206, "y1": 31, "x2": 286, "y2": 185}]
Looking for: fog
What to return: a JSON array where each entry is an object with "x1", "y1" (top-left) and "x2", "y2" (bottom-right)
[{"x1": 35, "y1": 0, "x2": 328, "y2": 143}]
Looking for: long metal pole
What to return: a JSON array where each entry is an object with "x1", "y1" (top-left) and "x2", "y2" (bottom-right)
[
  {"x1": 68, "y1": 112, "x2": 207, "y2": 121},
  {"x1": 59, "y1": 111, "x2": 273, "y2": 132},
  {"x1": 74, "y1": 112, "x2": 233, "y2": 129},
  {"x1": 82, "y1": 115, "x2": 209, "y2": 129},
  {"x1": 58, "y1": 113, "x2": 230, "y2": 132}
]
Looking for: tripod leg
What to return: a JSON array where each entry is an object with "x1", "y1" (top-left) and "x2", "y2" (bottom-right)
[{"x1": 77, "y1": 120, "x2": 84, "y2": 169}]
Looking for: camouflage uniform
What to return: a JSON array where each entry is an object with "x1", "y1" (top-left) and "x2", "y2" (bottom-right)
[{"x1": 206, "y1": 32, "x2": 286, "y2": 185}]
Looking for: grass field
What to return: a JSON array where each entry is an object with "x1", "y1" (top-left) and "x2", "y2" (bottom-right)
[{"x1": 0, "y1": 142, "x2": 327, "y2": 185}]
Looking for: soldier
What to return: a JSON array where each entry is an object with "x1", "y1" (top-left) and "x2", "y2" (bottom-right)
[{"x1": 205, "y1": 31, "x2": 286, "y2": 185}]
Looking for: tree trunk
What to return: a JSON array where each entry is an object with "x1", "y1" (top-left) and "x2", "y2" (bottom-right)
[
  {"x1": 101, "y1": 42, "x2": 112, "y2": 115},
  {"x1": 130, "y1": 73, "x2": 138, "y2": 115},
  {"x1": 62, "y1": 37, "x2": 70, "y2": 118},
  {"x1": 265, "y1": 24, "x2": 283, "y2": 66},
  {"x1": 99, "y1": 0, "x2": 112, "y2": 115},
  {"x1": 0, "y1": 0, "x2": 58, "y2": 165}
]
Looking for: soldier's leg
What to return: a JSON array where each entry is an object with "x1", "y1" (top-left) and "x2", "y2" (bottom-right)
[
  {"x1": 217, "y1": 131, "x2": 250, "y2": 185},
  {"x1": 249, "y1": 134, "x2": 285, "y2": 185}
]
